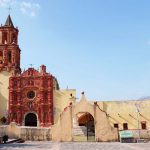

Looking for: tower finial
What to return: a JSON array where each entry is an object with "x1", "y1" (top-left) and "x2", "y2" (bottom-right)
[
  {"x1": 29, "y1": 64, "x2": 34, "y2": 68},
  {"x1": 8, "y1": 6, "x2": 11, "y2": 15}
]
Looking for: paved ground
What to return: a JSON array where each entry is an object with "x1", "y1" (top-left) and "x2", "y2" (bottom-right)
[{"x1": 0, "y1": 141, "x2": 150, "y2": 150}]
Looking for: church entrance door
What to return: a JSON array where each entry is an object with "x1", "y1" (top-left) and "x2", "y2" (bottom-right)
[{"x1": 25, "y1": 113, "x2": 37, "y2": 127}]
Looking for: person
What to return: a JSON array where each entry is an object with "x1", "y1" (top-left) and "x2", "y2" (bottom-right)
[{"x1": 2, "y1": 135, "x2": 8, "y2": 144}]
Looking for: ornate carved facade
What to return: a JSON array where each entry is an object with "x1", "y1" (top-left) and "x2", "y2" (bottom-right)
[
  {"x1": 8, "y1": 65, "x2": 55, "y2": 127},
  {"x1": 0, "y1": 15, "x2": 59, "y2": 127}
]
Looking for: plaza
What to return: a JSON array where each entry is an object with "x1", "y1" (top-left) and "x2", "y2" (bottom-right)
[{"x1": 0, "y1": 141, "x2": 150, "y2": 150}]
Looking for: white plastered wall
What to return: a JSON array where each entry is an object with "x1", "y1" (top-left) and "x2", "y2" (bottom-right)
[
  {"x1": 0, "y1": 70, "x2": 12, "y2": 122},
  {"x1": 53, "y1": 89, "x2": 76, "y2": 124}
]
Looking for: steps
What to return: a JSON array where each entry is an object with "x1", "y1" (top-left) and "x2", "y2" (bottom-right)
[
  {"x1": 72, "y1": 118, "x2": 95, "y2": 136},
  {"x1": 73, "y1": 125, "x2": 87, "y2": 136}
]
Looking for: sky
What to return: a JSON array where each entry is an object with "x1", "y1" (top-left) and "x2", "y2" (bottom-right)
[{"x1": 0, "y1": 0, "x2": 150, "y2": 101}]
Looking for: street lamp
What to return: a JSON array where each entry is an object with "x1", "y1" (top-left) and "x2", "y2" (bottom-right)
[{"x1": 135, "y1": 103, "x2": 140, "y2": 139}]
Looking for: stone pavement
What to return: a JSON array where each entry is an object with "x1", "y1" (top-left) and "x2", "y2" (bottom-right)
[{"x1": 0, "y1": 141, "x2": 150, "y2": 150}]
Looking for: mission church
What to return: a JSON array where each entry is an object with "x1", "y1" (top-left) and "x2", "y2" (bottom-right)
[
  {"x1": 1, "y1": 15, "x2": 150, "y2": 142},
  {"x1": 0, "y1": 15, "x2": 76, "y2": 128}
]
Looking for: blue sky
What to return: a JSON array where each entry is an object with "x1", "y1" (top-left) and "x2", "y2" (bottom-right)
[{"x1": 1, "y1": 0, "x2": 150, "y2": 100}]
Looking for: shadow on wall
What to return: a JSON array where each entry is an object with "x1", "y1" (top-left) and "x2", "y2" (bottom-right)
[
  {"x1": 0, "y1": 91, "x2": 8, "y2": 125},
  {"x1": 119, "y1": 116, "x2": 137, "y2": 128},
  {"x1": 108, "y1": 116, "x2": 122, "y2": 125},
  {"x1": 140, "y1": 114, "x2": 150, "y2": 122}
]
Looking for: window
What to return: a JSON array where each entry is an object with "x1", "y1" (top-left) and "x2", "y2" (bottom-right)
[
  {"x1": 114, "y1": 123, "x2": 119, "y2": 128},
  {"x1": 141, "y1": 121, "x2": 146, "y2": 130},
  {"x1": 3, "y1": 32, "x2": 7, "y2": 44},
  {"x1": 7, "y1": 51, "x2": 11, "y2": 63},
  {"x1": 27, "y1": 91, "x2": 35, "y2": 99},
  {"x1": 123, "y1": 123, "x2": 128, "y2": 130},
  {"x1": 12, "y1": 33, "x2": 16, "y2": 43}
]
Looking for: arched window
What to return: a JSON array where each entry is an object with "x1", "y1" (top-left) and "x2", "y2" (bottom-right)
[
  {"x1": 25, "y1": 113, "x2": 37, "y2": 126},
  {"x1": 8, "y1": 51, "x2": 11, "y2": 63},
  {"x1": 12, "y1": 33, "x2": 16, "y2": 43},
  {"x1": 3, "y1": 32, "x2": 7, "y2": 44}
]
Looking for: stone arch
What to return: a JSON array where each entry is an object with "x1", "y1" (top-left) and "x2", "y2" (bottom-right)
[
  {"x1": 23, "y1": 112, "x2": 39, "y2": 127},
  {"x1": 71, "y1": 94, "x2": 96, "y2": 141},
  {"x1": 72, "y1": 111, "x2": 95, "y2": 141},
  {"x1": 78, "y1": 112, "x2": 94, "y2": 126},
  {"x1": 51, "y1": 93, "x2": 118, "y2": 142}
]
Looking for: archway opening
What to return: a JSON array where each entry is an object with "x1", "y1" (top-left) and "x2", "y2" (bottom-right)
[
  {"x1": 73, "y1": 112, "x2": 95, "y2": 141},
  {"x1": 25, "y1": 113, "x2": 37, "y2": 127}
]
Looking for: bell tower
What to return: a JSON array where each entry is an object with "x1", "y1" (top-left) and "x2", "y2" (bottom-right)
[
  {"x1": 0, "y1": 15, "x2": 21, "y2": 73},
  {"x1": 0, "y1": 15, "x2": 21, "y2": 122}
]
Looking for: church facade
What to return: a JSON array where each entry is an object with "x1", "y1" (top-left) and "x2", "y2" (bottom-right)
[
  {"x1": 0, "y1": 15, "x2": 75, "y2": 128},
  {"x1": 8, "y1": 65, "x2": 56, "y2": 127}
]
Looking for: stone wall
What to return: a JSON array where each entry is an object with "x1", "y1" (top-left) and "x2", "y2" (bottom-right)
[
  {"x1": 53, "y1": 89, "x2": 76, "y2": 124},
  {"x1": 20, "y1": 127, "x2": 51, "y2": 141},
  {"x1": 97, "y1": 100, "x2": 150, "y2": 130},
  {"x1": 52, "y1": 94, "x2": 118, "y2": 142},
  {"x1": 0, "y1": 122, "x2": 52, "y2": 141},
  {"x1": 129, "y1": 130, "x2": 150, "y2": 139}
]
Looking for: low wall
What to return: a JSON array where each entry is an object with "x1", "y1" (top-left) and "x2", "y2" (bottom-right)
[
  {"x1": 0, "y1": 122, "x2": 52, "y2": 141},
  {"x1": 119, "y1": 129, "x2": 150, "y2": 140},
  {"x1": 0, "y1": 125, "x2": 7, "y2": 137},
  {"x1": 131, "y1": 130, "x2": 150, "y2": 139}
]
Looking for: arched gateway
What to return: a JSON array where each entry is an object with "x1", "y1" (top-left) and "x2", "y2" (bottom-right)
[
  {"x1": 73, "y1": 112, "x2": 95, "y2": 141},
  {"x1": 25, "y1": 113, "x2": 37, "y2": 127},
  {"x1": 51, "y1": 93, "x2": 118, "y2": 142}
]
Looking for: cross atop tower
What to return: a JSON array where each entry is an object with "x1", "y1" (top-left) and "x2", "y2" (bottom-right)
[
  {"x1": 8, "y1": 6, "x2": 11, "y2": 15},
  {"x1": 29, "y1": 64, "x2": 34, "y2": 68}
]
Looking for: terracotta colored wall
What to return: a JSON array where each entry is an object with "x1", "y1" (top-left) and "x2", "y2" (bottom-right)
[{"x1": 8, "y1": 68, "x2": 54, "y2": 127}]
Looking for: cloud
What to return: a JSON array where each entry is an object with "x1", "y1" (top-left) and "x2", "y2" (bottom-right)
[
  {"x1": 20, "y1": 1, "x2": 40, "y2": 17},
  {"x1": 0, "y1": 0, "x2": 16, "y2": 7},
  {"x1": 0, "y1": 0, "x2": 8, "y2": 7},
  {"x1": 0, "y1": 0, "x2": 40, "y2": 17}
]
